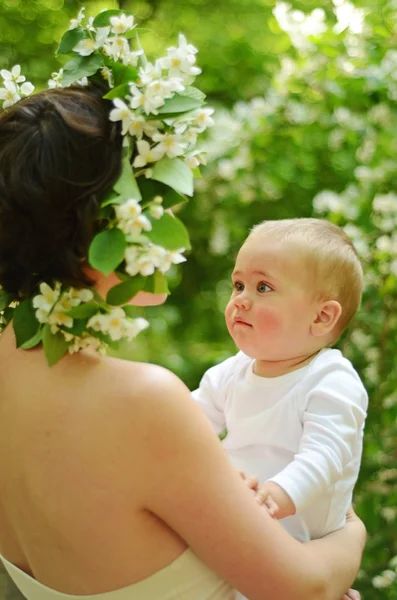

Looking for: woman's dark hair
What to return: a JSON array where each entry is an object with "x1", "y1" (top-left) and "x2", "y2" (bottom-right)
[{"x1": 0, "y1": 85, "x2": 123, "y2": 298}]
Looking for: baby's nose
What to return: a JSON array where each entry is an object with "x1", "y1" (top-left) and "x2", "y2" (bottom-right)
[{"x1": 234, "y1": 292, "x2": 251, "y2": 309}]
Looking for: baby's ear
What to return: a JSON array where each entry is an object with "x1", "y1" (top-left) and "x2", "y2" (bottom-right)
[{"x1": 311, "y1": 300, "x2": 342, "y2": 337}]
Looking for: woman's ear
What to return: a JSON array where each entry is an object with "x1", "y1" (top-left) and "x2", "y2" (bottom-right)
[{"x1": 311, "y1": 300, "x2": 342, "y2": 338}]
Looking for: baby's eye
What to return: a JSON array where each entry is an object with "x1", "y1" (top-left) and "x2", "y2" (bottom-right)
[
  {"x1": 257, "y1": 282, "x2": 272, "y2": 293},
  {"x1": 233, "y1": 281, "x2": 244, "y2": 292}
]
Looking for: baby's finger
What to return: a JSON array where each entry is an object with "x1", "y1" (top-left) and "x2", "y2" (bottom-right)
[
  {"x1": 245, "y1": 475, "x2": 259, "y2": 491},
  {"x1": 345, "y1": 589, "x2": 360, "y2": 600},
  {"x1": 264, "y1": 495, "x2": 279, "y2": 517}
]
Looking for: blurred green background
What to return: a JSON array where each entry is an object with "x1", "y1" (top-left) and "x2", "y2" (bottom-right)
[{"x1": 1, "y1": 0, "x2": 396, "y2": 597}]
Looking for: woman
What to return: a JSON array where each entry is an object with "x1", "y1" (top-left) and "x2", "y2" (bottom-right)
[{"x1": 0, "y1": 86, "x2": 365, "y2": 600}]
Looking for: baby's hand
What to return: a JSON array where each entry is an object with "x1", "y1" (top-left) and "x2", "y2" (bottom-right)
[
  {"x1": 237, "y1": 470, "x2": 279, "y2": 517},
  {"x1": 237, "y1": 469, "x2": 259, "y2": 494},
  {"x1": 256, "y1": 481, "x2": 296, "y2": 520},
  {"x1": 342, "y1": 589, "x2": 361, "y2": 600}
]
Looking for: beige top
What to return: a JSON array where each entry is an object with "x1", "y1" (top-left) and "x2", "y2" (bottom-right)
[{"x1": 0, "y1": 550, "x2": 235, "y2": 600}]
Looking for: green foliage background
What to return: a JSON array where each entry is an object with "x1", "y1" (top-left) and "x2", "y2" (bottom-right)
[{"x1": 1, "y1": 0, "x2": 396, "y2": 597}]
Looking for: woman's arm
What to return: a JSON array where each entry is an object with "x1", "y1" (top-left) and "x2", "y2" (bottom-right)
[{"x1": 131, "y1": 367, "x2": 365, "y2": 600}]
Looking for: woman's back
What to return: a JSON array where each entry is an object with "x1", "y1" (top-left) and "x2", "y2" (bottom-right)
[{"x1": 0, "y1": 324, "x2": 189, "y2": 595}]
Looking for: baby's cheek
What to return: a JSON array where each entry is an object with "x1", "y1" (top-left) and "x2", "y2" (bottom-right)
[{"x1": 256, "y1": 308, "x2": 284, "y2": 335}]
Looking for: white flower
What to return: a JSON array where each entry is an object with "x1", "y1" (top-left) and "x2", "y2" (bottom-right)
[
  {"x1": 185, "y1": 151, "x2": 206, "y2": 169},
  {"x1": 73, "y1": 27, "x2": 110, "y2": 56},
  {"x1": 127, "y1": 115, "x2": 159, "y2": 139},
  {"x1": 159, "y1": 248, "x2": 187, "y2": 273},
  {"x1": 48, "y1": 309, "x2": 74, "y2": 332},
  {"x1": 1, "y1": 65, "x2": 25, "y2": 84},
  {"x1": 69, "y1": 7, "x2": 85, "y2": 30},
  {"x1": 104, "y1": 36, "x2": 130, "y2": 60},
  {"x1": 110, "y1": 14, "x2": 135, "y2": 35},
  {"x1": 133, "y1": 140, "x2": 164, "y2": 167},
  {"x1": 146, "y1": 77, "x2": 184, "y2": 100},
  {"x1": 0, "y1": 81, "x2": 20, "y2": 108},
  {"x1": 152, "y1": 132, "x2": 187, "y2": 158},
  {"x1": 129, "y1": 84, "x2": 165, "y2": 115},
  {"x1": 138, "y1": 62, "x2": 163, "y2": 86},
  {"x1": 48, "y1": 69, "x2": 64, "y2": 89},
  {"x1": 123, "y1": 317, "x2": 149, "y2": 341},
  {"x1": 20, "y1": 81, "x2": 34, "y2": 97},
  {"x1": 159, "y1": 34, "x2": 201, "y2": 84},
  {"x1": 73, "y1": 288, "x2": 94, "y2": 303},
  {"x1": 87, "y1": 313, "x2": 109, "y2": 332},
  {"x1": 125, "y1": 245, "x2": 161, "y2": 277},
  {"x1": 36, "y1": 309, "x2": 50, "y2": 324},
  {"x1": 115, "y1": 198, "x2": 142, "y2": 221},
  {"x1": 120, "y1": 215, "x2": 152, "y2": 237},
  {"x1": 33, "y1": 282, "x2": 61, "y2": 312},
  {"x1": 121, "y1": 49, "x2": 143, "y2": 67},
  {"x1": 109, "y1": 98, "x2": 134, "y2": 136},
  {"x1": 101, "y1": 67, "x2": 114, "y2": 88},
  {"x1": 149, "y1": 204, "x2": 164, "y2": 219},
  {"x1": 191, "y1": 108, "x2": 215, "y2": 132},
  {"x1": 106, "y1": 307, "x2": 127, "y2": 341}
]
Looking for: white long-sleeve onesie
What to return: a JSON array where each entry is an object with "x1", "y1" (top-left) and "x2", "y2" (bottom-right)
[{"x1": 192, "y1": 348, "x2": 368, "y2": 542}]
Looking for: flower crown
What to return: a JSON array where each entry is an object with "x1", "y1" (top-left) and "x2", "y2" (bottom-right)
[{"x1": 0, "y1": 7, "x2": 214, "y2": 365}]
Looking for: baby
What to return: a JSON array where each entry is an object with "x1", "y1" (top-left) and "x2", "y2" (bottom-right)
[{"x1": 192, "y1": 218, "x2": 368, "y2": 543}]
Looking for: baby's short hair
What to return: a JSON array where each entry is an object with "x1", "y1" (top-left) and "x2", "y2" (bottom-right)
[{"x1": 250, "y1": 218, "x2": 363, "y2": 335}]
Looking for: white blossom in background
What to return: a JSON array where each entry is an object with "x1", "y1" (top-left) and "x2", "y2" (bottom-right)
[
  {"x1": 372, "y1": 570, "x2": 396, "y2": 589},
  {"x1": 333, "y1": 1, "x2": 367, "y2": 35},
  {"x1": 273, "y1": 3, "x2": 327, "y2": 51}
]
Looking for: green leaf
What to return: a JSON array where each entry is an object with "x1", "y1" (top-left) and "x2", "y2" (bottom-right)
[
  {"x1": 88, "y1": 229, "x2": 127, "y2": 276},
  {"x1": 0, "y1": 288, "x2": 11, "y2": 311},
  {"x1": 65, "y1": 318, "x2": 88, "y2": 337},
  {"x1": 56, "y1": 28, "x2": 85, "y2": 56},
  {"x1": 180, "y1": 86, "x2": 206, "y2": 102},
  {"x1": 67, "y1": 303, "x2": 99, "y2": 319},
  {"x1": 146, "y1": 213, "x2": 191, "y2": 251},
  {"x1": 100, "y1": 191, "x2": 122, "y2": 208},
  {"x1": 157, "y1": 93, "x2": 203, "y2": 115},
  {"x1": 93, "y1": 9, "x2": 134, "y2": 27},
  {"x1": 106, "y1": 275, "x2": 146, "y2": 305},
  {"x1": 20, "y1": 328, "x2": 43, "y2": 350},
  {"x1": 62, "y1": 54, "x2": 105, "y2": 87},
  {"x1": 13, "y1": 300, "x2": 39, "y2": 348},
  {"x1": 144, "y1": 271, "x2": 170, "y2": 295},
  {"x1": 42, "y1": 324, "x2": 69, "y2": 366},
  {"x1": 114, "y1": 155, "x2": 142, "y2": 200},
  {"x1": 103, "y1": 83, "x2": 131, "y2": 100},
  {"x1": 151, "y1": 158, "x2": 194, "y2": 197},
  {"x1": 138, "y1": 178, "x2": 187, "y2": 209},
  {"x1": 121, "y1": 305, "x2": 137, "y2": 318}
]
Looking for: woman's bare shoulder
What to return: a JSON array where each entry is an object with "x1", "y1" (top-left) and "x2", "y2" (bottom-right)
[{"x1": 80, "y1": 353, "x2": 191, "y2": 421}]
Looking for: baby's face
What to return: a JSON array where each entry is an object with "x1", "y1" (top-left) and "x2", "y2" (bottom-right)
[{"x1": 225, "y1": 234, "x2": 319, "y2": 362}]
